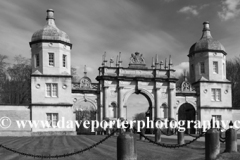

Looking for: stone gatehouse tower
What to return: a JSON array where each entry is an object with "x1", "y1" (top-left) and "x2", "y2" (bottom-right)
[{"x1": 29, "y1": 9, "x2": 75, "y2": 135}]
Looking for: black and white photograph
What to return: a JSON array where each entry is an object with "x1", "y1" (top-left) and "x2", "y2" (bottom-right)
[{"x1": 0, "y1": 0, "x2": 240, "y2": 159}]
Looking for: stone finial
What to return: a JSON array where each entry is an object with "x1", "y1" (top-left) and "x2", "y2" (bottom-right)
[
  {"x1": 118, "y1": 52, "x2": 122, "y2": 67},
  {"x1": 46, "y1": 9, "x2": 55, "y2": 20},
  {"x1": 155, "y1": 54, "x2": 159, "y2": 69},
  {"x1": 110, "y1": 58, "x2": 114, "y2": 67},
  {"x1": 84, "y1": 65, "x2": 87, "y2": 77},
  {"x1": 164, "y1": 58, "x2": 168, "y2": 70},
  {"x1": 201, "y1": 21, "x2": 212, "y2": 39},
  {"x1": 46, "y1": 9, "x2": 56, "y2": 27},
  {"x1": 160, "y1": 61, "x2": 163, "y2": 69},
  {"x1": 102, "y1": 55, "x2": 104, "y2": 66},
  {"x1": 116, "y1": 55, "x2": 119, "y2": 67},
  {"x1": 184, "y1": 71, "x2": 187, "y2": 81},
  {"x1": 203, "y1": 21, "x2": 210, "y2": 31},
  {"x1": 151, "y1": 57, "x2": 155, "y2": 69},
  {"x1": 168, "y1": 55, "x2": 172, "y2": 69},
  {"x1": 102, "y1": 52, "x2": 107, "y2": 66}
]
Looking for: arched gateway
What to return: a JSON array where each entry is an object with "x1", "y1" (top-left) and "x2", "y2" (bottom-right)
[
  {"x1": 178, "y1": 103, "x2": 196, "y2": 134},
  {"x1": 95, "y1": 52, "x2": 178, "y2": 122},
  {"x1": 72, "y1": 53, "x2": 179, "y2": 124}
]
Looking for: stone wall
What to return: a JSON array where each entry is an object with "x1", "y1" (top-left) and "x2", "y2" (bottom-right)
[{"x1": 0, "y1": 105, "x2": 31, "y2": 136}]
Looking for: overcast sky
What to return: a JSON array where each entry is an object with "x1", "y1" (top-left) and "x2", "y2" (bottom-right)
[
  {"x1": 1, "y1": 0, "x2": 240, "y2": 118},
  {"x1": 1, "y1": 0, "x2": 240, "y2": 81}
]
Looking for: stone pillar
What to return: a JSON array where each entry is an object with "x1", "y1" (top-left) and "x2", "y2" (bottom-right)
[
  {"x1": 117, "y1": 132, "x2": 137, "y2": 160},
  {"x1": 118, "y1": 87, "x2": 124, "y2": 118},
  {"x1": 100, "y1": 105, "x2": 103, "y2": 121},
  {"x1": 96, "y1": 94, "x2": 100, "y2": 122},
  {"x1": 152, "y1": 106, "x2": 155, "y2": 121},
  {"x1": 205, "y1": 128, "x2": 220, "y2": 160},
  {"x1": 177, "y1": 131, "x2": 185, "y2": 145},
  {"x1": 103, "y1": 86, "x2": 109, "y2": 119},
  {"x1": 225, "y1": 128, "x2": 237, "y2": 152},
  {"x1": 98, "y1": 91, "x2": 103, "y2": 135},
  {"x1": 168, "y1": 85, "x2": 175, "y2": 119},
  {"x1": 155, "y1": 128, "x2": 161, "y2": 143},
  {"x1": 154, "y1": 88, "x2": 161, "y2": 119}
]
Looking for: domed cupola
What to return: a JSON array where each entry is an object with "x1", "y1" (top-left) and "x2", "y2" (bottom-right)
[
  {"x1": 30, "y1": 9, "x2": 71, "y2": 47},
  {"x1": 188, "y1": 21, "x2": 226, "y2": 57}
]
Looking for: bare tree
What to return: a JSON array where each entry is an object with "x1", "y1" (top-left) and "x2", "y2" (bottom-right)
[
  {"x1": 0, "y1": 55, "x2": 9, "y2": 102},
  {"x1": 0, "y1": 55, "x2": 8, "y2": 75},
  {"x1": 71, "y1": 67, "x2": 80, "y2": 82},
  {"x1": 226, "y1": 57, "x2": 240, "y2": 107},
  {"x1": 1, "y1": 55, "x2": 31, "y2": 104}
]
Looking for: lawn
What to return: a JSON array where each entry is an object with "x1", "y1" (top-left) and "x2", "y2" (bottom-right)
[{"x1": 0, "y1": 134, "x2": 236, "y2": 160}]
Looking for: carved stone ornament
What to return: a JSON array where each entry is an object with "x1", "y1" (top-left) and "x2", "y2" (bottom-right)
[
  {"x1": 80, "y1": 77, "x2": 91, "y2": 89},
  {"x1": 178, "y1": 78, "x2": 196, "y2": 93},
  {"x1": 73, "y1": 98, "x2": 77, "y2": 102},
  {"x1": 130, "y1": 52, "x2": 145, "y2": 64},
  {"x1": 181, "y1": 81, "x2": 191, "y2": 91},
  {"x1": 204, "y1": 89, "x2": 207, "y2": 93},
  {"x1": 48, "y1": 43, "x2": 53, "y2": 47},
  {"x1": 36, "y1": 84, "x2": 40, "y2": 89},
  {"x1": 62, "y1": 84, "x2": 67, "y2": 89}
]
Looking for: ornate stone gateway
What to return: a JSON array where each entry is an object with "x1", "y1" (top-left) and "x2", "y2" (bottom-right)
[
  {"x1": 72, "y1": 66, "x2": 99, "y2": 134},
  {"x1": 72, "y1": 53, "x2": 199, "y2": 131},
  {"x1": 176, "y1": 77, "x2": 197, "y2": 134},
  {"x1": 96, "y1": 52, "x2": 178, "y2": 121}
]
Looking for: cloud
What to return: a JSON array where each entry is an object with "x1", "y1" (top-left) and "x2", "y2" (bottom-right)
[
  {"x1": 178, "y1": 6, "x2": 199, "y2": 16},
  {"x1": 173, "y1": 62, "x2": 189, "y2": 77},
  {"x1": 218, "y1": 0, "x2": 240, "y2": 21},
  {"x1": 199, "y1": 4, "x2": 210, "y2": 10}
]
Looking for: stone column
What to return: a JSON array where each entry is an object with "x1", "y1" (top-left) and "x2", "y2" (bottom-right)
[
  {"x1": 168, "y1": 85, "x2": 175, "y2": 119},
  {"x1": 118, "y1": 87, "x2": 124, "y2": 118},
  {"x1": 103, "y1": 86, "x2": 109, "y2": 119},
  {"x1": 195, "y1": 113, "x2": 198, "y2": 134},
  {"x1": 152, "y1": 106, "x2": 155, "y2": 121},
  {"x1": 154, "y1": 88, "x2": 161, "y2": 119},
  {"x1": 98, "y1": 93, "x2": 102, "y2": 122}
]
